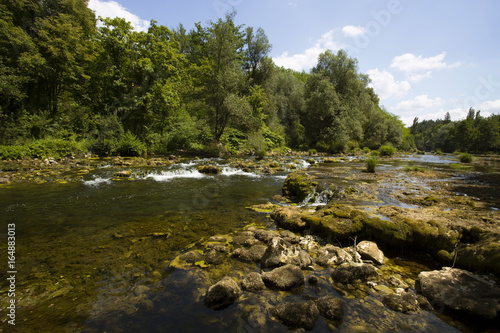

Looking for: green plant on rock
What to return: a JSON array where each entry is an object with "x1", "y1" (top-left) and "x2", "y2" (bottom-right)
[
  {"x1": 459, "y1": 153, "x2": 474, "y2": 163},
  {"x1": 366, "y1": 157, "x2": 377, "y2": 173}
]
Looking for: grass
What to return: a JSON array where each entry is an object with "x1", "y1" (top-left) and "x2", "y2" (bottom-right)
[{"x1": 366, "y1": 157, "x2": 377, "y2": 173}]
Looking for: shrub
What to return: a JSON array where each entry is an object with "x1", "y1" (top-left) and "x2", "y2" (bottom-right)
[
  {"x1": 371, "y1": 150, "x2": 380, "y2": 157},
  {"x1": 459, "y1": 153, "x2": 474, "y2": 163},
  {"x1": 366, "y1": 157, "x2": 377, "y2": 173},
  {"x1": 257, "y1": 149, "x2": 267, "y2": 160},
  {"x1": 308, "y1": 149, "x2": 317, "y2": 155},
  {"x1": 116, "y1": 131, "x2": 146, "y2": 157},
  {"x1": 379, "y1": 145, "x2": 396, "y2": 157},
  {"x1": 363, "y1": 147, "x2": 371, "y2": 154},
  {"x1": 0, "y1": 145, "x2": 28, "y2": 160}
]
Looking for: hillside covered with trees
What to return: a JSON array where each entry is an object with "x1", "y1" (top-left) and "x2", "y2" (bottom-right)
[{"x1": 1, "y1": 0, "x2": 497, "y2": 159}]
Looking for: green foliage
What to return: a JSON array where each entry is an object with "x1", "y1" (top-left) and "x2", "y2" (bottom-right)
[
  {"x1": 0, "y1": 4, "x2": 418, "y2": 157},
  {"x1": 410, "y1": 109, "x2": 500, "y2": 153},
  {"x1": 366, "y1": 157, "x2": 377, "y2": 173},
  {"x1": 459, "y1": 153, "x2": 474, "y2": 163},
  {"x1": 379, "y1": 145, "x2": 395, "y2": 156},
  {"x1": 308, "y1": 149, "x2": 317, "y2": 155}
]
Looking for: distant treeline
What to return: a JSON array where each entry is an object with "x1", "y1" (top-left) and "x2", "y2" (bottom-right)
[
  {"x1": 410, "y1": 109, "x2": 500, "y2": 153},
  {"x1": 1, "y1": 1, "x2": 494, "y2": 158}
]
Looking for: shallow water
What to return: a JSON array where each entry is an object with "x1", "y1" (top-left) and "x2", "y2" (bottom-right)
[{"x1": 0, "y1": 155, "x2": 495, "y2": 332}]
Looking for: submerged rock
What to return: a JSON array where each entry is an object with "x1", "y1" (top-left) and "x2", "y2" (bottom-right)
[
  {"x1": 204, "y1": 277, "x2": 241, "y2": 310},
  {"x1": 356, "y1": 241, "x2": 385, "y2": 265},
  {"x1": 261, "y1": 264, "x2": 305, "y2": 290},
  {"x1": 416, "y1": 267, "x2": 500, "y2": 319},
  {"x1": 241, "y1": 272, "x2": 265, "y2": 292},
  {"x1": 331, "y1": 263, "x2": 379, "y2": 285},
  {"x1": 271, "y1": 300, "x2": 319, "y2": 331},
  {"x1": 261, "y1": 237, "x2": 312, "y2": 269},
  {"x1": 383, "y1": 291, "x2": 421, "y2": 313},
  {"x1": 316, "y1": 296, "x2": 344, "y2": 321}
]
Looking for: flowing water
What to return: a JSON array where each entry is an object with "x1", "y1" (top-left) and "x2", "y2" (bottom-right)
[{"x1": 0, "y1": 155, "x2": 496, "y2": 332}]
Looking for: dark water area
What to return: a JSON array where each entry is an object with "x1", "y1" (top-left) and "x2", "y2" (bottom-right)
[{"x1": 0, "y1": 155, "x2": 497, "y2": 332}]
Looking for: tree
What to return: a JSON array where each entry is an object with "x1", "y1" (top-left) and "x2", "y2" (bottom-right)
[{"x1": 244, "y1": 26, "x2": 271, "y2": 83}]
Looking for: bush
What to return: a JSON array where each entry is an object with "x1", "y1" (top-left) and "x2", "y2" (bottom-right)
[
  {"x1": 116, "y1": 131, "x2": 146, "y2": 157},
  {"x1": 257, "y1": 149, "x2": 267, "y2": 160},
  {"x1": 379, "y1": 145, "x2": 395, "y2": 157},
  {"x1": 371, "y1": 150, "x2": 380, "y2": 157},
  {"x1": 0, "y1": 145, "x2": 28, "y2": 160},
  {"x1": 308, "y1": 149, "x2": 317, "y2": 156},
  {"x1": 459, "y1": 153, "x2": 474, "y2": 163},
  {"x1": 363, "y1": 147, "x2": 371, "y2": 154},
  {"x1": 366, "y1": 157, "x2": 377, "y2": 173}
]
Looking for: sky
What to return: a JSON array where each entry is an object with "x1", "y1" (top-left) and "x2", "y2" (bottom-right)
[{"x1": 87, "y1": 0, "x2": 500, "y2": 126}]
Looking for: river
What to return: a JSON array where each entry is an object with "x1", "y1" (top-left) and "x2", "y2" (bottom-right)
[{"x1": 0, "y1": 155, "x2": 495, "y2": 332}]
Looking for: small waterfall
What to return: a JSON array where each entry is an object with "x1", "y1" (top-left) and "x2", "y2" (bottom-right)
[{"x1": 299, "y1": 187, "x2": 334, "y2": 206}]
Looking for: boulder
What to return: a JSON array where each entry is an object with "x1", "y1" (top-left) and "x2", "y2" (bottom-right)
[
  {"x1": 241, "y1": 272, "x2": 265, "y2": 292},
  {"x1": 416, "y1": 267, "x2": 500, "y2": 319},
  {"x1": 382, "y1": 291, "x2": 421, "y2": 313},
  {"x1": 316, "y1": 245, "x2": 353, "y2": 266},
  {"x1": 231, "y1": 245, "x2": 267, "y2": 262},
  {"x1": 114, "y1": 170, "x2": 132, "y2": 178},
  {"x1": 198, "y1": 165, "x2": 222, "y2": 174},
  {"x1": 179, "y1": 251, "x2": 203, "y2": 263},
  {"x1": 331, "y1": 263, "x2": 379, "y2": 285},
  {"x1": 271, "y1": 300, "x2": 319, "y2": 331},
  {"x1": 253, "y1": 229, "x2": 275, "y2": 244},
  {"x1": 204, "y1": 277, "x2": 241, "y2": 310},
  {"x1": 356, "y1": 241, "x2": 385, "y2": 265},
  {"x1": 316, "y1": 296, "x2": 344, "y2": 321},
  {"x1": 271, "y1": 206, "x2": 307, "y2": 231},
  {"x1": 261, "y1": 264, "x2": 305, "y2": 290},
  {"x1": 204, "y1": 249, "x2": 225, "y2": 265},
  {"x1": 261, "y1": 238, "x2": 312, "y2": 269}
]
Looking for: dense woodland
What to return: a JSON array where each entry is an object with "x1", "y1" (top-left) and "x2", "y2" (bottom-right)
[
  {"x1": 410, "y1": 109, "x2": 500, "y2": 153},
  {"x1": 0, "y1": 0, "x2": 498, "y2": 159}
]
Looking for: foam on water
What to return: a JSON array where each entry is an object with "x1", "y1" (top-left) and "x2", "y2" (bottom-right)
[{"x1": 83, "y1": 177, "x2": 111, "y2": 186}]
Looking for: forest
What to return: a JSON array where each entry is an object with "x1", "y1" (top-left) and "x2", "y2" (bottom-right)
[{"x1": 0, "y1": 0, "x2": 498, "y2": 159}]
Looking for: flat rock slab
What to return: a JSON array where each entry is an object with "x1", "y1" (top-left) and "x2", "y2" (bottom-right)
[{"x1": 416, "y1": 267, "x2": 500, "y2": 319}]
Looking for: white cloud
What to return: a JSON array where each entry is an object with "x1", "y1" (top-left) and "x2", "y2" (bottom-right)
[
  {"x1": 479, "y1": 99, "x2": 500, "y2": 112},
  {"x1": 88, "y1": 0, "x2": 150, "y2": 32},
  {"x1": 342, "y1": 25, "x2": 366, "y2": 37},
  {"x1": 396, "y1": 95, "x2": 444, "y2": 111},
  {"x1": 391, "y1": 52, "x2": 461, "y2": 73},
  {"x1": 366, "y1": 68, "x2": 411, "y2": 100},
  {"x1": 273, "y1": 30, "x2": 343, "y2": 71},
  {"x1": 407, "y1": 71, "x2": 432, "y2": 83}
]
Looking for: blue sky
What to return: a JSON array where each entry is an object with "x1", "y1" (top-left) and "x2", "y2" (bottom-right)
[{"x1": 87, "y1": 0, "x2": 500, "y2": 125}]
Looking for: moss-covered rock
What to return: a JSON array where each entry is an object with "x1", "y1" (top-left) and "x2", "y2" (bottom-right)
[
  {"x1": 198, "y1": 165, "x2": 222, "y2": 174},
  {"x1": 282, "y1": 171, "x2": 317, "y2": 202}
]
